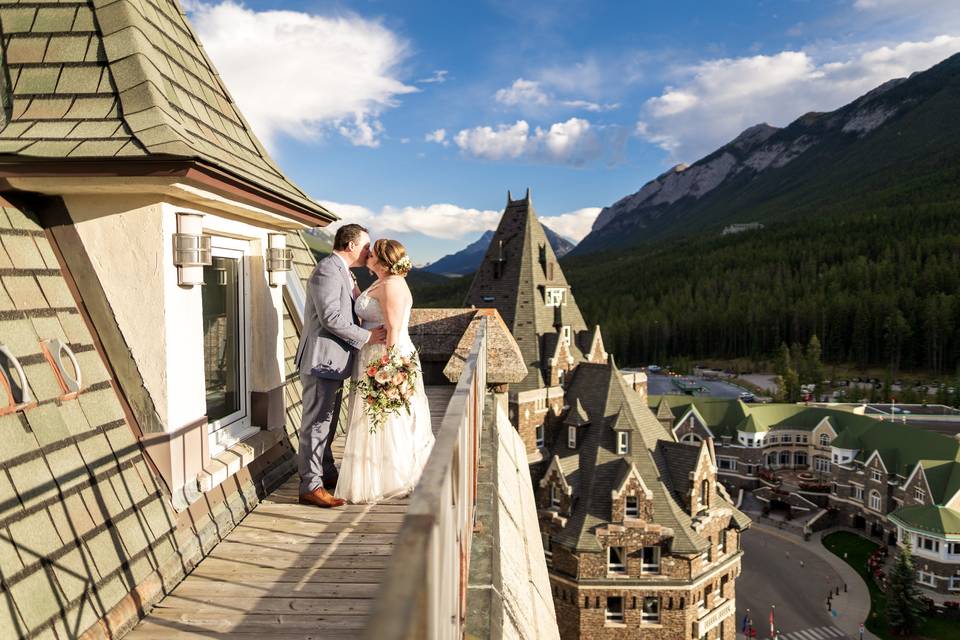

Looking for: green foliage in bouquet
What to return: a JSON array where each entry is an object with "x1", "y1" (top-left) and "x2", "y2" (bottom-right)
[{"x1": 352, "y1": 346, "x2": 420, "y2": 433}]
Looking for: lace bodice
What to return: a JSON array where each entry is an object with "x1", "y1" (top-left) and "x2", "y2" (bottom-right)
[{"x1": 355, "y1": 287, "x2": 414, "y2": 352}]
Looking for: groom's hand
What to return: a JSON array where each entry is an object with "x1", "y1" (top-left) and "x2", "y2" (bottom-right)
[{"x1": 368, "y1": 326, "x2": 387, "y2": 345}]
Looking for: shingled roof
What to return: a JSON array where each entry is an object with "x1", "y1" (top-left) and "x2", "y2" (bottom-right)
[
  {"x1": 464, "y1": 190, "x2": 587, "y2": 392},
  {"x1": 0, "y1": 0, "x2": 331, "y2": 222},
  {"x1": 553, "y1": 360, "x2": 726, "y2": 555}
]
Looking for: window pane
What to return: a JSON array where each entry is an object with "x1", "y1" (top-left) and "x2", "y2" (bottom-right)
[{"x1": 203, "y1": 256, "x2": 241, "y2": 422}]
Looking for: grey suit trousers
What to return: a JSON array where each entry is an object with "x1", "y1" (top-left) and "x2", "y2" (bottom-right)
[{"x1": 298, "y1": 372, "x2": 343, "y2": 494}]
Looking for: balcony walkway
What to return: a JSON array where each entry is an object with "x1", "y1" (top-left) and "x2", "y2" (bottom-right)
[{"x1": 127, "y1": 385, "x2": 455, "y2": 640}]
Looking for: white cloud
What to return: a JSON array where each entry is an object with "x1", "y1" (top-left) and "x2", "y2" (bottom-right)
[
  {"x1": 540, "y1": 208, "x2": 602, "y2": 242},
  {"x1": 638, "y1": 35, "x2": 960, "y2": 161},
  {"x1": 320, "y1": 201, "x2": 502, "y2": 241},
  {"x1": 424, "y1": 128, "x2": 449, "y2": 146},
  {"x1": 495, "y1": 78, "x2": 550, "y2": 106},
  {"x1": 187, "y1": 1, "x2": 416, "y2": 149},
  {"x1": 417, "y1": 69, "x2": 449, "y2": 84},
  {"x1": 560, "y1": 100, "x2": 620, "y2": 112},
  {"x1": 453, "y1": 117, "x2": 605, "y2": 164}
]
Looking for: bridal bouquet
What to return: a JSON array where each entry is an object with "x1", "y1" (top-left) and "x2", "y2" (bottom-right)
[{"x1": 353, "y1": 346, "x2": 420, "y2": 433}]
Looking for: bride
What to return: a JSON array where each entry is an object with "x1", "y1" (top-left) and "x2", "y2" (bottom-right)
[{"x1": 335, "y1": 238, "x2": 435, "y2": 503}]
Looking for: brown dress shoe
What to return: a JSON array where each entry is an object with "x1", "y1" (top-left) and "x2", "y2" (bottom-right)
[{"x1": 298, "y1": 487, "x2": 346, "y2": 508}]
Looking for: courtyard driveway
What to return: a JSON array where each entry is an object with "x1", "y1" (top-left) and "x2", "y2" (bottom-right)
[{"x1": 737, "y1": 525, "x2": 865, "y2": 640}]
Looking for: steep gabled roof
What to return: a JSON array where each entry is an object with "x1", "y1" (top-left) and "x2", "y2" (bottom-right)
[
  {"x1": 464, "y1": 191, "x2": 588, "y2": 391},
  {"x1": 554, "y1": 361, "x2": 715, "y2": 555},
  {"x1": 0, "y1": 0, "x2": 331, "y2": 221},
  {"x1": 564, "y1": 398, "x2": 590, "y2": 426},
  {"x1": 656, "y1": 440, "x2": 701, "y2": 502}
]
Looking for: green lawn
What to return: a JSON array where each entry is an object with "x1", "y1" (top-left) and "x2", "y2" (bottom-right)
[{"x1": 822, "y1": 531, "x2": 957, "y2": 640}]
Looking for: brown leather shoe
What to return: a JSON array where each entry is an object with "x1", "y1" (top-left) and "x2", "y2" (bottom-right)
[{"x1": 298, "y1": 487, "x2": 346, "y2": 508}]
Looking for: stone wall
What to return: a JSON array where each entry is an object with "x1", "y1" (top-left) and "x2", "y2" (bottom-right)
[{"x1": 466, "y1": 395, "x2": 560, "y2": 639}]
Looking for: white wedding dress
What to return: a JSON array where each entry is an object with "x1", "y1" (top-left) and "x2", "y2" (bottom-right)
[{"x1": 335, "y1": 287, "x2": 435, "y2": 503}]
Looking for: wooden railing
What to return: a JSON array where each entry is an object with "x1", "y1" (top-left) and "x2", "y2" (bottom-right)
[{"x1": 363, "y1": 318, "x2": 487, "y2": 640}]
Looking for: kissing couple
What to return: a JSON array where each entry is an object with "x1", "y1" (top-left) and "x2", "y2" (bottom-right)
[{"x1": 293, "y1": 224, "x2": 435, "y2": 507}]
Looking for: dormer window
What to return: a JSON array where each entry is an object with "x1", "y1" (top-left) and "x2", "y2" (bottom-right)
[
  {"x1": 550, "y1": 484, "x2": 561, "y2": 509},
  {"x1": 641, "y1": 546, "x2": 660, "y2": 573},
  {"x1": 568, "y1": 426, "x2": 577, "y2": 448},
  {"x1": 545, "y1": 288, "x2": 565, "y2": 307},
  {"x1": 700, "y1": 478, "x2": 710, "y2": 509},
  {"x1": 819, "y1": 434, "x2": 830, "y2": 447},
  {"x1": 535, "y1": 424, "x2": 545, "y2": 448},
  {"x1": 607, "y1": 546, "x2": 626, "y2": 574},
  {"x1": 561, "y1": 325, "x2": 571, "y2": 345},
  {"x1": 871, "y1": 469, "x2": 882, "y2": 482},
  {"x1": 617, "y1": 432, "x2": 629, "y2": 455},
  {"x1": 915, "y1": 486, "x2": 925, "y2": 502},
  {"x1": 625, "y1": 495, "x2": 639, "y2": 518}
]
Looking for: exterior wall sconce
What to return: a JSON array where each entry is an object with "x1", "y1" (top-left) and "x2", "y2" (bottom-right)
[
  {"x1": 266, "y1": 233, "x2": 292, "y2": 287},
  {"x1": 173, "y1": 212, "x2": 212, "y2": 286}
]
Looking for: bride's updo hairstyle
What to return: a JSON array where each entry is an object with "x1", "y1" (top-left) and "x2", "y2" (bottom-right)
[{"x1": 373, "y1": 238, "x2": 412, "y2": 277}]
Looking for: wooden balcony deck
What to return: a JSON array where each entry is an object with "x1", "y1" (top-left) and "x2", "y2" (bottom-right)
[{"x1": 127, "y1": 385, "x2": 455, "y2": 640}]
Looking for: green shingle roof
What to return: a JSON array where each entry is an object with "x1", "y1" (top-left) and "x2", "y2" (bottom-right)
[
  {"x1": 0, "y1": 0, "x2": 331, "y2": 221},
  {"x1": 889, "y1": 505, "x2": 960, "y2": 537}
]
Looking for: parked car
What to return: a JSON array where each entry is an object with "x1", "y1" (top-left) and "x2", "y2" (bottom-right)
[
  {"x1": 739, "y1": 392, "x2": 755, "y2": 403},
  {"x1": 647, "y1": 365, "x2": 661, "y2": 373}
]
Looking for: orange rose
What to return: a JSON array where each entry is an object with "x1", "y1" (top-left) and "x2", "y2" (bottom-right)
[
  {"x1": 366, "y1": 366, "x2": 378, "y2": 377},
  {"x1": 380, "y1": 355, "x2": 390, "y2": 365}
]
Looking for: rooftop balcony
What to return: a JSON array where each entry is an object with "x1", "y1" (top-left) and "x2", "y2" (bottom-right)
[{"x1": 127, "y1": 316, "x2": 558, "y2": 639}]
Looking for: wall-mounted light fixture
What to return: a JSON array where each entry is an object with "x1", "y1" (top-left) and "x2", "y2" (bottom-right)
[
  {"x1": 266, "y1": 233, "x2": 293, "y2": 287},
  {"x1": 173, "y1": 212, "x2": 212, "y2": 286}
]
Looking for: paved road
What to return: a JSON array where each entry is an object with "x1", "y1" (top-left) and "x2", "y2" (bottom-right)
[
  {"x1": 737, "y1": 527, "x2": 852, "y2": 640},
  {"x1": 646, "y1": 373, "x2": 750, "y2": 399}
]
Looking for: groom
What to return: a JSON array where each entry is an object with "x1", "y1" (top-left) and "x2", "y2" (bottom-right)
[{"x1": 295, "y1": 223, "x2": 386, "y2": 508}]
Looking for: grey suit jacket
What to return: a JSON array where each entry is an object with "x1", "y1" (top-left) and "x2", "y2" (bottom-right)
[{"x1": 294, "y1": 254, "x2": 371, "y2": 380}]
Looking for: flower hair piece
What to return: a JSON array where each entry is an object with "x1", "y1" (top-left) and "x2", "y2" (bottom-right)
[{"x1": 390, "y1": 255, "x2": 412, "y2": 276}]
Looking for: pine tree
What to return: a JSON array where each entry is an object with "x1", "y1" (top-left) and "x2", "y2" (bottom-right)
[{"x1": 886, "y1": 541, "x2": 925, "y2": 636}]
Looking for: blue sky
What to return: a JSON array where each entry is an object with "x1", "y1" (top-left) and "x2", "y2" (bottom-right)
[{"x1": 185, "y1": 0, "x2": 960, "y2": 263}]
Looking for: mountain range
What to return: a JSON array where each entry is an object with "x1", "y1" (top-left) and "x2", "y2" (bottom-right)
[
  {"x1": 423, "y1": 224, "x2": 574, "y2": 276},
  {"x1": 415, "y1": 52, "x2": 960, "y2": 373},
  {"x1": 574, "y1": 53, "x2": 960, "y2": 254}
]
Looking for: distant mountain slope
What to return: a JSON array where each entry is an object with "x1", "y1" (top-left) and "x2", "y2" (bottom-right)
[
  {"x1": 424, "y1": 223, "x2": 574, "y2": 276},
  {"x1": 575, "y1": 53, "x2": 960, "y2": 254}
]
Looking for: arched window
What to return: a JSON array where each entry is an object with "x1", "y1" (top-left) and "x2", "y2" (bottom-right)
[
  {"x1": 681, "y1": 433, "x2": 702, "y2": 444},
  {"x1": 819, "y1": 433, "x2": 830, "y2": 447},
  {"x1": 869, "y1": 490, "x2": 881, "y2": 511},
  {"x1": 701, "y1": 478, "x2": 710, "y2": 508}
]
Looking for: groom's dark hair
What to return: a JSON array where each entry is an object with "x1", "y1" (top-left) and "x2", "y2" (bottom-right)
[{"x1": 333, "y1": 224, "x2": 368, "y2": 251}]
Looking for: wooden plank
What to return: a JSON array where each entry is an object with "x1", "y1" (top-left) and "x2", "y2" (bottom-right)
[
  {"x1": 128, "y1": 384, "x2": 457, "y2": 638},
  {"x1": 151, "y1": 595, "x2": 372, "y2": 615}
]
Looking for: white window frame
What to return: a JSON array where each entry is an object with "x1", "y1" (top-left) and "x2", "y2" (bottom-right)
[
  {"x1": 852, "y1": 484, "x2": 864, "y2": 501},
  {"x1": 607, "y1": 546, "x2": 626, "y2": 574},
  {"x1": 917, "y1": 535, "x2": 940, "y2": 553},
  {"x1": 567, "y1": 425, "x2": 577, "y2": 448},
  {"x1": 560, "y1": 325, "x2": 571, "y2": 345},
  {"x1": 781, "y1": 434, "x2": 792, "y2": 444},
  {"x1": 206, "y1": 239, "x2": 255, "y2": 457},
  {"x1": 550, "y1": 483, "x2": 561, "y2": 510},
  {"x1": 869, "y1": 490, "x2": 881, "y2": 511},
  {"x1": 917, "y1": 570, "x2": 936, "y2": 587},
  {"x1": 768, "y1": 435, "x2": 778, "y2": 444},
  {"x1": 605, "y1": 596, "x2": 624, "y2": 623},
  {"x1": 641, "y1": 596, "x2": 660, "y2": 624},
  {"x1": 819, "y1": 433, "x2": 830, "y2": 447},
  {"x1": 871, "y1": 469, "x2": 882, "y2": 482},
  {"x1": 617, "y1": 431, "x2": 629, "y2": 455},
  {"x1": 815, "y1": 457, "x2": 831, "y2": 473},
  {"x1": 625, "y1": 495, "x2": 639, "y2": 518},
  {"x1": 949, "y1": 576, "x2": 960, "y2": 591},
  {"x1": 641, "y1": 545, "x2": 660, "y2": 573},
  {"x1": 545, "y1": 287, "x2": 565, "y2": 307},
  {"x1": 947, "y1": 541, "x2": 960, "y2": 556},
  {"x1": 718, "y1": 457, "x2": 736, "y2": 471},
  {"x1": 535, "y1": 424, "x2": 545, "y2": 448},
  {"x1": 914, "y1": 486, "x2": 925, "y2": 502}
]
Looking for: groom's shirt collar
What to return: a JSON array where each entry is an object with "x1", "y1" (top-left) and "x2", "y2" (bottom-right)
[{"x1": 333, "y1": 252, "x2": 350, "y2": 272}]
